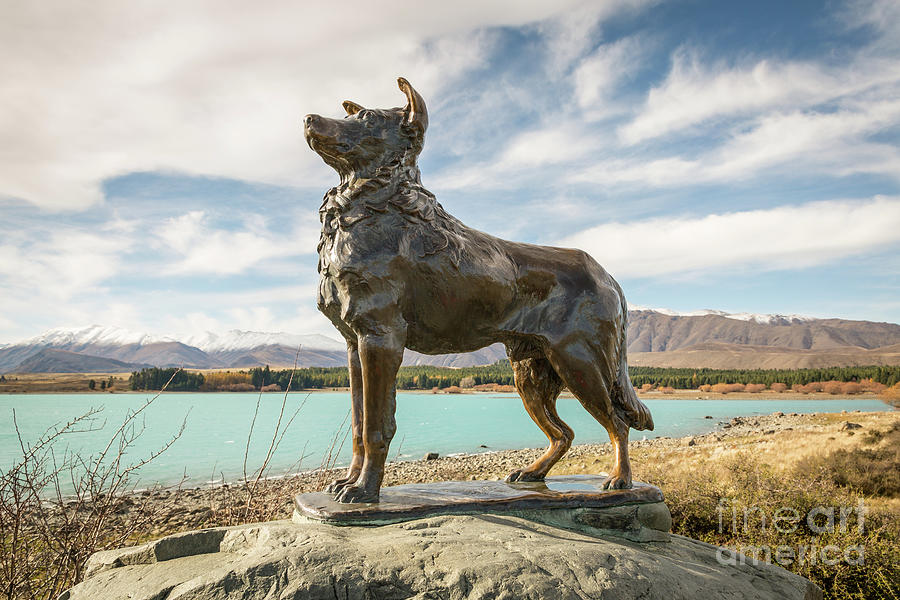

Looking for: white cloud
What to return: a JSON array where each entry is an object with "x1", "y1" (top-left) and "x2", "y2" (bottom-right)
[
  {"x1": 0, "y1": 226, "x2": 139, "y2": 340},
  {"x1": 498, "y1": 124, "x2": 597, "y2": 168},
  {"x1": 0, "y1": 203, "x2": 327, "y2": 342},
  {"x1": 836, "y1": 0, "x2": 900, "y2": 47},
  {"x1": 537, "y1": 0, "x2": 657, "y2": 75},
  {"x1": 619, "y1": 47, "x2": 900, "y2": 145},
  {"x1": 155, "y1": 210, "x2": 318, "y2": 275},
  {"x1": 0, "y1": 0, "x2": 618, "y2": 211},
  {"x1": 437, "y1": 97, "x2": 900, "y2": 194},
  {"x1": 150, "y1": 287, "x2": 337, "y2": 341},
  {"x1": 0, "y1": 229, "x2": 131, "y2": 299},
  {"x1": 577, "y1": 100, "x2": 900, "y2": 187},
  {"x1": 573, "y1": 35, "x2": 649, "y2": 114},
  {"x1": 558, "y1": 196, "x2": 900, "y2": 279}
]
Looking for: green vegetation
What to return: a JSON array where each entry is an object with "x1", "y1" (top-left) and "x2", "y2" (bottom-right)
[
  {"x1": 127, "y1": 364, "x2": 900, "y2": 392},
  {"x1": 246, "y1": 363, "x2": 515, "y2": 391},
  {"x1": 128, "y1": 367, "x2": 205, "y2": 391},
  {"x1": 643, "y1": 421, "x2": 900, "y2": 599},
  {"x1": 629, "y1": 365, "x2": 900, "y2": 389}
]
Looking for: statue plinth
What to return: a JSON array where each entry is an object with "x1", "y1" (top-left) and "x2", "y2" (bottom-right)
[{"x1": 294, "y1": 475, "x2": 670, "y2": 542}]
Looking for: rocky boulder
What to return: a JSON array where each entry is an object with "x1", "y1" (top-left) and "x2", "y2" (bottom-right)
[{"x1": 64, "y1": 514, "x2": 821, "y2": 599}]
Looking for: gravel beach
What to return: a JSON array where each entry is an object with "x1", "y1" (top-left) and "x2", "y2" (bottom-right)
[{"x1": 113, "y1": 408, "x2": 895, "y2": 539}]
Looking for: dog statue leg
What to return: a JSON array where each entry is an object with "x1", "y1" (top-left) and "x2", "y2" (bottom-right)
[
  {"x1": 335, "y1": 327, "x2": 405, "y2": 503},
  {"x1": 326, "y1": 342, "x2": 364, "y2": 493},
  {"x1": 602, "y1": 417, "x2": 633, "y2": 490},
  {"x1": 506, "y1": 356, "x2": 570, "y2": 482}
]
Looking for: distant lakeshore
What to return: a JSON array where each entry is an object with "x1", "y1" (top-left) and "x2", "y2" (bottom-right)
[
  {"x1": 0, "y1": 384, "x2": 894, "y2": 405},
  {"x1": 2, "y1": 363, "x2": 899, "y2": 400}
]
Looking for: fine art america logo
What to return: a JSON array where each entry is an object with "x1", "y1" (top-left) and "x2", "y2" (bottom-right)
[{"x1": 715, "y1": 498, "x2": 867, "y2": 567}]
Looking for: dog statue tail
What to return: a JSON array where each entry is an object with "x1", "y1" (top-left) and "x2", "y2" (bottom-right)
[
  {"x1": 615, "y1": 358, "x2": 654, "y2": 431},
  {"x1": 613, "y1": 307, "x2": 654, "y2": 432}
]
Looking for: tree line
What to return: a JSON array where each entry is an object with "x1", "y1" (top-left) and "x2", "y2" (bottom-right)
[
  {"x1": 128, "y1": 363, "x2": 900, "y2": 391},
  {"x1": 128, "y1": 367, "x2": 205, "y2": 391},
  {"x1": 628, "y1": 365, "x2": 900, "y2": 389}
]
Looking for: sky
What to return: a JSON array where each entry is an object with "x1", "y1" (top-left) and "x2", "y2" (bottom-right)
[{"x1": 1, "y1": 0, "x2": 899, "y2": 343}]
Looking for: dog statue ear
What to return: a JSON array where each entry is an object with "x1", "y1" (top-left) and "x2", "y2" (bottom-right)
[
  {"x1": 398, "y1": 77, "x2": 428, "y2": 134},
  {"x1": 342, "y1": 100, "x2": 364, "y2": 116}
]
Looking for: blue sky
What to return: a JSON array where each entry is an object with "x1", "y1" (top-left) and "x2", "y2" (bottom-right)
[{"x1": 1, "y1": 0, "x2": 899, "y2": 343}]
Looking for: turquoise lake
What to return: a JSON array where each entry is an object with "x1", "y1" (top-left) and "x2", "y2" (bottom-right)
[{"x1": 0, "y1": 392, "x2": 892, "y2": 491}]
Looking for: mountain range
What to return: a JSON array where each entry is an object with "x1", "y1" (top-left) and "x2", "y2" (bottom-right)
[{"x1": 1, "y1": 308, "x2": 899, "y2": 373}]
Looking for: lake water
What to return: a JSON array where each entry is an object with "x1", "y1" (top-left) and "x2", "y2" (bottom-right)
[{"x1": 0, "y1": 392, "x2": 891, "y2": 492}]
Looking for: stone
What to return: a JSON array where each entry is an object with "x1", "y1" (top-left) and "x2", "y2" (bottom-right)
[
  {"x1": 423, "y1": 452, "x2": 439, "y2": 460},
  {"x1": 294, "y1": 475, "x2": 664, "y2": 528},
  {"x1": 64, "y1": 516, "x2": 822, "y2": 600},
  {"x1": 841, "y1": 422, "x2": 862, "y2": 431}
]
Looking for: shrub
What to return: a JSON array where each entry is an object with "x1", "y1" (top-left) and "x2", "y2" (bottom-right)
[
  {"x1": 643, "y1": 451, "x2": 899, "y2": 600},
  {"x1": 659, "y1": 386, "x2": 675, "y2": 394},
  {"x1": 217, "y1": 383, "x2": 256, "y2": 392},
  {"x1": 862, "y1": 421, "x2": 900, "y2": 445},
  {"x1": 840, "y1": 382, "x2": 861, "y2": 395},
  {"x1": 879, "y1": 383, "x2": 900, "y2": 407},
  {"x1": 699, "y1": 384, "x2": 712, "y2": 392},
  {"x1": 797, "y1": 421, "x2": 900, "y2": 498},
  {"x1": 202, "y1": 371, "x2": 252, "y2": 391},
  {"x1": 859, "y1": 378, "x2": 886, "y2": 393},
  {"x1": 443, "y1": 386, "x2": 462, "y2": 394},
  {"x1": 744, "y1": 383, "x2": 766, "y2": 393},
  {"x1": 769, "y1": 382, "x2": 787, "y2": 393},
  {"x1": 711, "y1": 383, "x2": 745, "y2": 394},
  {"x1": 0, "y1": 382, "x2": 185, "y2": 599},
  {"x1": 823, "y1": 380, "x2": 843, "y2": 395}
]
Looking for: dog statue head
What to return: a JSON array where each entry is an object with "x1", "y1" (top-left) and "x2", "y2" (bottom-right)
[{"x1": 303, "y1": 77, "x2": 427, "y2": 180}]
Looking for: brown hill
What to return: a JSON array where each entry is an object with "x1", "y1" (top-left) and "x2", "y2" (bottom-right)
[
  {"x1": 629, "y1": 342, "x2": 900, "y2": 369},
  {"x1": 13, "y1": 348, "x2": 149, "y2": 373},
  {"x1": 626, "y1": 311, "x2": 900, "y2": 353}
]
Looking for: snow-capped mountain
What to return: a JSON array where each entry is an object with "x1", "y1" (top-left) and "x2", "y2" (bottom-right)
[
  {"x1": 627, "y1": 305, "x2": 814, "y2": 325},
  {"x1": 0, "y1": 325, "x2": 351, "y2": 372},
  {"x1": 2, "y1": 308, "x2": 899, "y2": 373},
  {"x1": 13, "y1": 324, "x2": 176, "y2": 348},
  {"x1": 183, "y1": 330, "x2": 347, "y2": 353}
]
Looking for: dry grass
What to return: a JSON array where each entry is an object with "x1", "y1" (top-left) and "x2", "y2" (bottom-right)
[
  {"x1": 0, "y1": 372, "x2": 129, "y2": 393},
  {"x1": 549, "y1": 412, "x2": 900, "y2": 600}
]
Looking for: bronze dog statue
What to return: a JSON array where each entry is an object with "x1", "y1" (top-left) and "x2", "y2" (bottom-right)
[{"x1": 303, "y1": 78, "x2": 653, "y2": 503}]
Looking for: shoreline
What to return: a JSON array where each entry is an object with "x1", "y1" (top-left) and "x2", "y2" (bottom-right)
[
  {"x1": 94, "y1": 409, "x2": 896, "y2": 539},
  {"x1": 0, "y1": 386, "x2": 891, "y2": 402},
  {"x1": 109, "y1": 400, "x2": 896, "y2": 495}
]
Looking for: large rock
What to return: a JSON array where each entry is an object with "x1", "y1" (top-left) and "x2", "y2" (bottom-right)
[{"x1": 64, "y1": 515, "x2": 821, "y2": 599}]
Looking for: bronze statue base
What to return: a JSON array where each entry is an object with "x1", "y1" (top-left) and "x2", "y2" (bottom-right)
[{"x1": 294, "y1": 475, "x2": 670, "y2": 542}]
